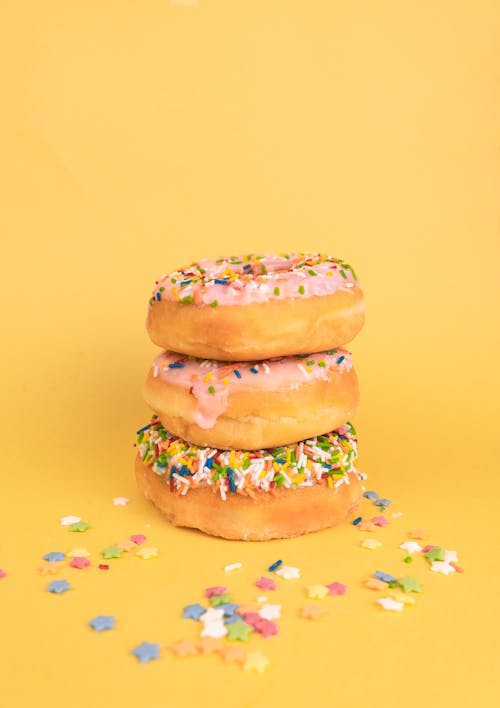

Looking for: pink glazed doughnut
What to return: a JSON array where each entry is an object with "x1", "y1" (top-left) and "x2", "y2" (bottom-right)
[
  {"x1": 143, "y1": 347, "x2": 359, "y2": 449},
  {"x1": 146, "y1": 253, "x2": 365, "y2": 360}
]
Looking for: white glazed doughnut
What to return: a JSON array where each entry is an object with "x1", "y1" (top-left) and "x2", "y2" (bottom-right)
[
  {"x1": 134, "y1": 417, "x2": 363, "y2": 541},
  {"x1": 144, "y1": 348, "x2": 359, "y2": 450},
  {"x1": 146, "y1": 253, "x2": 365, "y2": 360}
]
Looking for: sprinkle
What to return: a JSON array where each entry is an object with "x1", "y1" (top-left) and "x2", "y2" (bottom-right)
[
  {"x1": 398, "y1": 576, "x2": 422, "y2": 593},
  {"x1": 364, "y1": 577, "x2": 388, "y2": 591},
  {"x1": 404, "y1": 556, "x2": 412, "y2": 563},
  {"x1": 431, "y1": 561, "x2": 456, "y2": 575},
  {"x1": 88, "y1": 615, "x2": 115, "y2": 632},
  {"x1": 377, "y1": 597, "x2": 404, "y2": 612},
  {"x1": 208, "y1": 385, "x2": 215, "y2": 394},
  {"x1": 275, "y1": 565, "x2": 300, "y2": 580},
  {"x1": 304, "y1": 584, "x2": 328, "y2": 600},
  {"x1": 209, "y1": 593, "x2": 232, "y2": 607},
  {"x1": 358, "y1": 521, "x2": 377, "y2": 532},
  {"x1": 181, "y1": 296, "x2": 194, "y2": 303},
  {"x1": 254, "y1": 618, "x2": 278, "y2": 639},
  {"x1": 222, "y1": 645, "x2": 247, "y2": 664},
  {"x1": 43, "y1": 552, "x2": 65, "y2": 562},
  {"x1": 98, "y1": 564, "x2": 109, "y2": 570},
  {"x1": 200, "y1": 622, "x2": 227, "y2": 639},
  {"x1": 69, "y1": 521, "x2": 91, "y2": 533},
  {"x1": 408, "y1": 529, "x2": 427, "y2": 539},
  {"x1": 217, "y1": 603, "x2": 240, "y2": 617},
  {"x1": 0, "y1": 569, "x2": 6, "y2": 579},
  {"x1": 69, "y1": 557, "x2": 91, "y2": 569},
  {"x1": 59, "y1": 515, "x2": 81, "y2": 526},
  {"x1": 132, "y1": 642, "x2": 160, "y2": 663},
  {"x1": 361, "y1": 538, "x2": 382, "y2": 550},
  {"x1": 116, "y1": 539, "x2": 137, "y2": 552},
  {"x1": 392, "y1": 511, "x2": 404, "y2": 518},
  {"x1": 113, "y1": 497, "x2": 130, "y2": 506},
  {"x1": 374, "y1": 499, "x2": 391, "y2": 507},
  {"x1": 352, "y1": 516, "x2": 362, "y2": 526},
  {"x1": 363, "y1": 491, "x2": 379, "y2": 500},
  {"x1": 244, "y1": 651, "x2": 270, "y2": 674},
  {"x1": 326, "y1": 581, "x2": 347, "y2": 596},
  {"x1": 136, "y1": 547, "x2": 158, "y2": 560},
  {"x1": 226, "y1": 620, "x2": 254, "y2": 642},
  {"x1": 38, "y1": 562, "x2": 63, "y2": 575},
  {"x1": 101, "y1": 546, "x2": 122, "y2": 559},
  {"x1": 196, "y1": 637, "x2": 224, "y2": 655},
  {"x1": 255, "y1": 577, "x2": 276, "y2": 591},
  {"x1": 169, "y1": 640, "x2": 198, "y2": 657},
  {"x1": 47, "y1": 579, "x2": 71, "y2": 594},
  {"x1": 204, "y1": 586, "x2": 228, "y2": 598},
  {"x1": 375, "y1": 571, "x2": 397, "y2": 583},
  {"x1": 210, "y1": 300, "x2": 218, "y2": 307},
  {"x1": 256, "y1": 596, "x2": 268, "y2": 603},
  {"x1": 371, "y1": 516, "x2": 389, "y2": 527},
  {"x1": 224, "y1": 562, "x2": 242, "y2": 572},
  {"x1": 273, "y1": 287, "x2": 280, "y2": 296},
  {"x1": 299, "y1": 605, "x2": 325, "y2": 620},
  {"x1": 200, "y1": 608, "x2": 225, "y2": 623},
  {"x1": 258, "y1": 604, "x2": 281, "y2": 620},
  {"x1": 214, "y1": 279, "x2": 228, "y2": 285},
  {"x1": 250, "y1": 367, "x2": 258, "y2": 374},
  {"x1": 336, "y1": 355, "x2": 345, "y2": 365},
  {"x1": 444, "y1": 550, "x2": 459, "y2": 563},
  {"x1": 182, "y1": 604, "x2": 206, "y2": 621},
  {"x1": 388, "y1": 591, "x2": 417, "y2": 606},
  {"x1": 268, "y1": 560, "x2": 282, "y2": 572},
  {"x1": 130, "y1": 534, "x2": 146, "y2": 545},
  {"x1": 425, "y1": 547, "x2": 445, "y2": 563},
  {"x1": 298, "y1": 285, "x2": 305, "y2": 294},
  {"x1": 400, "y1": 541, "x2": 422, "y2": 554},
  {"x1": 233, "y1": 369, "x2": 242, "y2": 379}
]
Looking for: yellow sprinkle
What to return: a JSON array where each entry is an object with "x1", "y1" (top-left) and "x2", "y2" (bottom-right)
[
  {"x1": 327, "y1": 477, "x2": 334, "y2": 488},
  {"x1": 223, "y1": 378, "x2": 230, "y2": 385},
  {"x1": 229, "y1": 450, "x2": 235, "y2": 466},
  {"x1": 360, "y1": 538, "x2": 383, "y2": 550},
  {"x1": 136, "y1": 547, "x2": 159, "y2": 560},
  {"x1": 388, "y1": 591, "x2": 416, "y2": 606},
  {"x1": 306, "y1": 585, "x2": 329, "y2": 600},
  {"x1": 204, "y1": 372, "x2": 213, "y2": 383}
]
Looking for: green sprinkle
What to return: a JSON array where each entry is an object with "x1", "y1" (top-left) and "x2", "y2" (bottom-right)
[
  {"x1": 306, "y1": 360, "x2": 315, "y2": 366},
  {"x1": 308, "y1": 269, "x2": 317, "y2": 276},
  {"x1": 274, "y1": 287, "x2": 280, "y2": 296},
  {"x1": 208, "y1": 385, "x2": 215, "y2": 394},
  {"x1": 181, "y1": 296, "x2": 194, "y2": 304},
  {"x1": 404, "y1": 556, "x2": 412, "y2": 563},
  {"x1": 242, "y1": 458, "x2": 251, "y2": 470},
  {"x1": 339, "y1": 269, "x2": 347, "y2": 278},
  {"x1": 171, "y1": 277, "x2": 177, "y2": 283},
  {"x1": 326, "y1": 349, "x2": 337, "y2": 355},
  {"x1": 70, "y1": 521, "x2": 91, "y2": 533},
  {"x1": 342, "y1": 263, "x2": 358, "y2": 280},
  {"x1": 261, "y1": 264, "x2": 267, "y2": 274},
  {"x1": 159, "y1": 286, "x2": 165, "y2": 292},
  {"x1": 210, "y1": 300, "x2": 218, "y2": 307},
  {"x1": 318, "y1": 360, "x2": 326, "y2": 367},
  {"x1": 274, "y1": 474, "x2": 285, "y2": 488},
  {"x1": 298, "y1": 285, "x2": 305, "y2": 294}
]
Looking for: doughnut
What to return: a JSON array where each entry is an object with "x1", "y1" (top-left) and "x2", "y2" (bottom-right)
[
  {"x1": 143, "y1": 347, "x2": 359, "y2": 450},
  {"x1": 146, "y1": 253, "x2": 364, "y2": 360},
  {"x1": 134, "y1": 417, "x2": 363, "y2": 541}
]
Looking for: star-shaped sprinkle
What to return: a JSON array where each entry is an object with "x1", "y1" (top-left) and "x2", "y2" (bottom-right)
[
  {"x1": 70, "y1": 521, "x2": 91, "y2": 533},
  {"x1": 425, "y1": 547, "x2": 445, "y2": 563},
  {"x1": 398, "y1": 575, "x2": 422, "y2": 593},
  {"x1": 132, "y1": 642, "x2": 160, "y2": 663},
  {"x1": 196, "y1": 637, "x2": 223, "y2": 655},
  {"x1": 47, "y1": 579, "x2": 71, "y2": 594},
  {"x1": 115, "y1": 539, "x2": 136, "y2": 552},
  {"x1": 217, "y1": 603, "x2": 239, "y2": 617},
  {"x1": 400, "y1": 541, "x2": 422, "y2": 554},
  {"x1": 101, "y1": 546, "x2": 122, "y2": 559},
  {"x1": 224, "y1": 614, "x2": 240, "y2": 625},
  {"x1": 227, "y1": 620, "x2": 254, "y2": 642},
  {"x1": 374, "y1": 498, "x2": 391, "y2": 507},
  {"x1": 391, "y1": 511, "x2": 403, "y2": 518},
  {"x1": 224, "y1": 562, "x2": 242, "y2": 572},
  {"x1": 204, "y1": 585, "x2": 227, "y2": 598},
  {"x1": 255, "y1": 576, "x2": 276, "y2": 591},
  {"x1": 258, "y1": 604, "x2": 281, "y2": 620},
  {"x1": 170, "y1": 640, "x2": 198, "y2": 657},
  {"x1": 371, "y1": 516, "x2": 389, "y2": 527},
  {"x1": 358, "y1": 521, "x2": 377, "y2": 532},
  {"x1": 300, "y1": 605, "x2": 325, "y2": 620},
  {"x1": 38, "y1": 562, "x2": 63, "y2": 576},
  {"x1": 306, "y1": 585, "x2": 329, "y2": 600},
  {"x1": 444, "y1": 549, "x2": 458, "y2": 563},
  {"x1": 59, "y1": 515, "x2": 80, "y2": 526},
  {"x1": 431, "y1": 561, "x2": 456, "y2": 575},
  {"x1": 244, "y1": 651, "x2": 270, "y2": 674},
  {"x1": 0, "y1": 569, "x2": 7, "y2": 579},
  {"x1": 255, "y1": 618, "x2": 278, "y2": 638},
  {"x1": 222, "y1": 645, "x2": 247, "y2": 664},
  {"x1": 43, "y1": 552, "x2": 65, "y2": 562},
  {"x1": 364, "y1": 577, "x2": 388, "y2": 591},
  {"x1": 182, "y1": 603, "x2": 207, "y2": 621},
  {"x1": 88, "y1": 615, "x2": 115, "y2": 631},
  {"x1": 375, "y1": 570, "x2": 397, "y2": 583},
  {"x1": 360, "y1": 538, "x2": 382, "y2": 550},
  {"x1": 200, "y1": 608, "x2": 224, "y2": 623},
  {"x1": 408, "y1": 529, "x2": 427, "y2": 539},
  {"x1": 275, "y1": 565, "x2": 300, "y2": 580},
  {"x1": 68, "y1": 548, "x2": 91, "y2": 558},
  {"x1": 130, "y1": 534, "x2": 146, "y2": 545},
  {"x1": 388, "y1": 591, "x2": 417, "y2": 606},
  {"x1": 113, "y1": 497, "x2": 129, "y2": 506},
  {"x1": 363, "y1": 491, "x2": 379, "y2": 500},
  {"x1": 69, "y1": 557, "x2": 91, "y2": 569},
  {"x1": 326, "y1": 581, "x2": 348, "y2": 596},
  {"x1": 209, "y1": 592, "x2": 231, "y2": 607},
  {"x1": 377, "y1": 597, "x2": 404, "y2": 612},
  {"x1": 136, "y1": 547, "x2": 158, "y2": 560},
  {"x1": 200, "y1": 622, "x2": 227, "y2": 638}
]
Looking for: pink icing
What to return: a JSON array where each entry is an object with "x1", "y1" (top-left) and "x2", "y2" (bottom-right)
[
  {"x1": 150, "y1": 253, "x2": 359, "y2": 307},
  {"x1": 151, "y1": 349, "x2": 353, "y2": 429}
]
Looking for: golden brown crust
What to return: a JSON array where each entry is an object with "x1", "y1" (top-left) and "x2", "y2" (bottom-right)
[
  {"x1": 145, "y1": 288, "x2": 365, "y2": 360},
  {"x1": 135, "y1": 455, "x2": 362, "y2": 541},
  {"x1": 143, "y1": 366, "x2": 360, "y2": 449}
]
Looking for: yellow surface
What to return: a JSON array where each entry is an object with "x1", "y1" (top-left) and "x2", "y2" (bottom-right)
[{"x1": 1, "y1": 1, "x2": 499, "y2": 706}]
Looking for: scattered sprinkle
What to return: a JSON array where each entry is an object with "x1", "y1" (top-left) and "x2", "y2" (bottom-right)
[
  {"x1": 371, "y1": 516, "x2": 389, "y2": 527},
  {"x1": 425, "y1": 547, "x2": 445, "y2": 563},
  {"x1": 374, "y1": 571, "x2": 398, "y2": 583},
  {"x1": 398, "y1": 576, "x2": 422, "y2": 593},
  {"x1": 408, "y1": 529, "x2": 427, "y2": 539},
  {"x1": 88, "y1": 615, "x2": 115, "y2": 632},
  {"x1": 196, "y1": 637, "x2": 223, "y2": 654},
  {"x1": 431, "y1": 561, "x2": 456, "y2": 575},
  {"x1": 377, "y1": 597, "x2": 404, "y2": 612},
  {"x1": 255, "y1": 577, "x2": 276, "y2": 591},
  {"x1": 136, "y1": 547, "x2": 158, "y2": 560},
  {"x1": 204, "y1": 586, "x2": 228, "y2": 598},
  {"x1": 268, "y1": 560, "x2": 283, "y2": 572},
  {"x1": 224, "y1": 562, "x2": 242, "y2": 572},
  {"x1": 113, "y1": 497, "x2": 130, "y2": 506},
  {"x1": 363, "y1": 491, "x2": 379, "y2": 500},
  {"x1": 364, "y1": 577, "x2": 388, "y2": 591},
  {"x1": 352, "y1": 516, "x2": 362, "y2": 526},
  {"x1": 374, "y1": 499, "x2": 392, "y2": 507},
  {"x1": 101, "y1": 546, "x2": 122, "y2": 560},
  {"x1": 132, "y1": 642, "x2": 160, "y2": 663},
  {"x1": 299, "y1": 605, "x2": 325, "y2": 620},
  {"x1": 258, "y1": 604, "x2": 281, "y2": 620},
  {"x1": 47, "y1": 579, "x2": 71, "y2": 594},
  {"x1": 59, "y1": 515, "x2": 81, "y2": 526},
  {"x1": 98, "y1": 564, "x2": 109, "y2": 570},
  {"x1": 275, "y1": 565, "x2": 300, "y2": 580},
  {"x1": 360, "y1": 538, "x2": 382, "y2": 550},
  {"x1": 130, "y1": 534, "x2": 147, "y2": 545},
  {"x1": 306, "y1": 585, "x2": 329, "y2": 600},
  {"x1": 222, "y1": 645, "x2": 247, "y2": 664},
  {"x1": 69, "y1": 557, "x2": 91, "y2": 569},
  {"x1": 227, "y1": 620, "x2": 254, "y2": 642},
  {"x1": 69, "y1": 521, "x2": 91, "y2": 533},
  {"x1": 326, "y1": 581, "x2": 347, "y2": 596},
  {"x1": 170, "y1": 639, "x2": 198, "y2": 657},
  {"x1": 67, "y1": 548, "x2": 91, "y2": 558},
  {"x1": 182, "y1": 604, "x2": 206, "y2": 621},
  {"x1": 399, "y1": 541, "x2": 423, "y2": 554},
  {"x1": 243, "y1": 650, "x2": 270, "y2": 674},
  {"x1": 43, "y1": 552, "x2": 65, "y2": 562}
]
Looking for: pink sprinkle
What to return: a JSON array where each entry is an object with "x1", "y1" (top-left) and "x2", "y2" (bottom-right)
[
  {"x1": 241, "y1": 612, "x2": 262, "y2": 628},
  {"x1": 204, "y1": 585, "x2": 228, "y2": 598},
  {"x1": 98, "y1": 564, "x2": 110, "y2": 570},
  {"x1": 326, "y1": 581, "x2": 347, "y2": 596},
  {"x1": 255, "y1": 577, "x2": 276, "y2": 591},
  {"x1": 0, "y1": 569, "x2": 6, "y2": 579},
  {"x1": 371, "y1": 516, "x2": 389, "y2": 527},
  {"x1": 422, "y1": 545, "x2": 438, "y2": 553},
  {"x1": 130, "y1": 534, "x2": 147, "y2": 545},
  {"x1": 69, "y1": 557, "x2": 91, "y2": 569},
  {"x1": 255, "y1": 618, "x2": 278, "y2": 639}
]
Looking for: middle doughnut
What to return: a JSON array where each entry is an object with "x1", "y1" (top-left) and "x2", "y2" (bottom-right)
[{"x1": 144, "y1": 348, "x2": 359, "y2": 450}]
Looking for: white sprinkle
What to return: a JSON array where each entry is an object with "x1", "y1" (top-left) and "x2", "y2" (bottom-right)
[
  {"x1": 113, "y1": 497, "x2": 130, "y2": 506},
  {"x1": 256, "y1": 596, "x2": 268, "y2": 603},
  {"x1": 224, "y1": 562, "x2": 242, "y2": 572},
  {"x1": 400, "y1": 541, "x2": 422, "y2": 554},
  {"x1": 275, "y1": 565, "x2": 300, "y2": 580},
  {"x1": 59, "y1": 515, "x2": 81, "y2": 526},
  {"x1": 391, "y1": 511, "x2": 403, "y2": 518},
  {"x1": 200, "y1": 622, "x2": 227, "y2": 638},
  {"x1": 258, "y1": 604, "x2": 281, "y2": 620},
  {"x1": 297, "y1": 364, "x2": 309, "y2": 379},
  {"x1": 200, "y1": 608, "x2": 224, "y2": 623},
  {"x1": 263, "y1": 363, "x2": 271, "y2": 374},
  {"x1": 172, "y1": 473, "x2": 189, "y2": 486},
  {"x1": 444, "y1": 549, "x2": 458, "y2": 563},
  {"x1": 378, "y1": 597, "x2": 404, "y2": 612},
  {"x1": 334, "y1": 478, "x2": 345, "y2": 488},
  {"x1": 431, "y1": 561, "x2": 456, "y2": 575},
  {"x1": 153, "y1": 365, "x2": 159, "y2": 378}
]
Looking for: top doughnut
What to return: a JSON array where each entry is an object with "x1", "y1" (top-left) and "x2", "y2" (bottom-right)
[{"x1": 146, "y1": 253, "x2": 364, "y2": 360}]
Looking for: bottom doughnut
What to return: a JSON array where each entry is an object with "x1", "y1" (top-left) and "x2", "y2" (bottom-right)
[{"x1": 135, "y1": 457, "x2": 362, "y2": 540}]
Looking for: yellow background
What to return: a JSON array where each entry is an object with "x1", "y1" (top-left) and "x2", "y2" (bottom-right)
[{"x1": 1, "y1": 1, "x2": 499, "y2": 706}]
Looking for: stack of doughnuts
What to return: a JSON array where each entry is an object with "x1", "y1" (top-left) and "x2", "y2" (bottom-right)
[{"x1": 135, "y1": 253, "x2": 365, "y2": 540}]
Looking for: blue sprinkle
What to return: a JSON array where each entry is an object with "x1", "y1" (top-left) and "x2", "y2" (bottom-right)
[
  {"x1": 47, "y1": 579, "x2": 71, "y2": 594},
  {"x1": 352, "y1": 516, "x2": 362, "y2": 526},
  {"x1": 233, "y1": 369, "x2": 242, "y2": 379},
  {"x1": 323, "y1": 463, "x2": 332, "y2": 469},
  {"x1": 214, "y1": 278, "x2": 229, "y2": 285},
  {"x1": 217, "y1": 602, "x2": 239, "y2": 617},
  {"x1": 336, "y1": 355, "x2": 345, "y2": 364},
  {"x1": 268, "y1": 560, "x2": 283, "y2": 572},
  {"x1": 375, "y1": 570, "x2": 397, "y2": 583},
  {"x1": 168, "y1": 362, "x2": 185, "y2": 369},
  {"x1": 374, "y1": 498, "x2": 392, "y2": 507},
  {"x1": 250, "y1": 367, "x2": 259, "y2": 374},
  {"x1": 169, "y1": 465, "x2": 177, "y2": 478},
  {"x1": 136, "y1": 423, "x2": 151, "y2": 435},
  {"x1": 179, "y1": 465, "x2": 193, "y2": 477},
  {"x1": 243, "y1": 264, "x2": 252, "y2": 271},
  {"x1": 205, "y1": 457, "x2": 214, "y2": 470},
  {"x1": 43, "y1": 551, "x2": 65, "y2": 562},
  {"x1": 180, "y1": 280, "x2": 192, "y2": 286},
  {"x1": 275, "y1": 458, "x2": 286, "y2": 464},
  {"x1": 155, "y1": 292, "x2": 161, "y2": 301},
  {"x1": 363, "y1": 491, "x2": 379, "y2": 500},
  {"x1": 227, "y1": 468, "x2": 236, "y2": 493},
  {"x1": 224, "y1": 614, "x2": 240, "y2": 625},
  {"x1": 182, "y1": 603, "x2": 206, "y2": 621}
]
